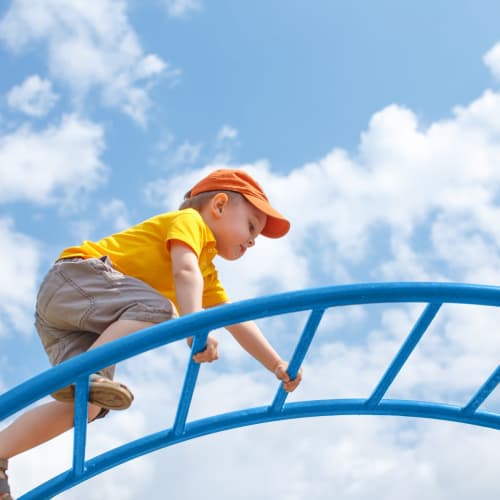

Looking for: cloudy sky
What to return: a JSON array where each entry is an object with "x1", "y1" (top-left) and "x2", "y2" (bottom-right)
[{"x1": 1, "y1": 1, "x2": 500, "y2": 498}]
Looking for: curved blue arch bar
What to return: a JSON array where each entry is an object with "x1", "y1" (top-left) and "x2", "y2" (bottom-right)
[{"x1": 0, "y1": 282, "x2": 499, "y2": 499}]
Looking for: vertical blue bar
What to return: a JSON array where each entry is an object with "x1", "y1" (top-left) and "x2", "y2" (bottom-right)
[
  {"x1": 366, "y1": 302, "x2": 441, "y2": 407},
  {"x1": 172, "y1": 332, "x2": 209, "y2": 436},
  {"x1": 270, "y1": 309, "x2": 325, "y2": 413},
  {"x1": 72, "y1": 375, "x2": 90, "y2": 476}
]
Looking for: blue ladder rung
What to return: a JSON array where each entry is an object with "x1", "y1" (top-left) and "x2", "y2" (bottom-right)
[
  {"x1": 72, "y1": 375, "x2": 90, "y2": 477},
  {"x1": 462, "y1": 365, "x2": 500, "y2": 415},
  {"x1": 172, "y1": 331, "x2": 209, "y2": 436},
  {"x1": 366, "y1": 302, "x2": 442, "y2": 407},
  {"x1": 270, "y1": 308, "x2": 325, "y2": 413}
]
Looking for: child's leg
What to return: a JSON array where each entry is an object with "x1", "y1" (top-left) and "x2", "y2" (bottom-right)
[
  {"x1": 0, "y1": 257, "x2": 176, "y2": 497},
  {"x1": 0, "y1": 319, "x2": 153, "y2": 462},
  {"x1": 0, "y1": 401, "x2": 101, "y2": 499},
  {"x1": 88, "y1": 319, "x2": 155, "y2": 351},
  {"x1": 0, "y1": 401, "x2": 102, "y2": 461},
  {"x1": 0, "y1": 403, "x2": 101, "y2": 500}
]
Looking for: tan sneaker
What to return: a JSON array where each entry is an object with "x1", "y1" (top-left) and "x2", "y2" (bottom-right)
[{"x1": 51, "y1": 372, "x2": 134, "y2": 411}]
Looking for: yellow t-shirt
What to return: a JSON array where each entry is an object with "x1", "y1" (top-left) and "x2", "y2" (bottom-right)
[{"x1": 58, "y1": 209, "x2": 228, "y2": 310}]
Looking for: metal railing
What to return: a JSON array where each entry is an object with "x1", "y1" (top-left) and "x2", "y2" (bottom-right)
[{"x1": 1, "y1": 282, "x2": 499, "y2": 499}]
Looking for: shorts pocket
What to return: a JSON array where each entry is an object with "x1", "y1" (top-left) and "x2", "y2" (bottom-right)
[
  {"x1": 88, "y1": 256, "x2": 126, "y2": 287},
  {"x1": 37, "y1": 262, "x2": 94, "y2": 330},
  {"x1": 36, "y1": 268, "x2": 69, "y2": 322}
]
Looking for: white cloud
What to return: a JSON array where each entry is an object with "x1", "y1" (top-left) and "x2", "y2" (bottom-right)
[
  {"x1": 0, "y1": 114, "x2": 106, "y2": 207},
  {"x1": 163, "y1": 0, "x2": 203, "y2": 18},
  {"x1": 153, "y1": 127, "x2": 240, "y2": 172},
  {"x1": 6, "y1": 75, "x2": 59, "y2": 117},
  {"x1": 271, "y1": 89, "x2": 500, "y2": 284},
  {"x1": 484, "y1": 42, "x2": 500, "y2": 82},
  {"x1": 217, "y1": 124, "x2": 238, "y2": 142},
  {"x1": 213, "y1": 125, "x2": 240, "y2": 163},
  {"x1": 153, "y1": 132, "x2": 203, "y2": 169},
  {"x1": 0, "y1": 217, "x2": 40, "y2": 334},
  {"x1": 0, "y1": 0, "x2": 171, "y2": 124},
  {"x1": 170, "y1": 140, "x2": 203, "y2": 166},
  {"x1": 99, "y1": 199, "x2": 131, "y2": 232}
]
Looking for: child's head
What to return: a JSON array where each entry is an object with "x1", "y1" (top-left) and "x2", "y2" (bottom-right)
[{"x1": 181, "y1": 169, "x2": 290, "y2": 238}]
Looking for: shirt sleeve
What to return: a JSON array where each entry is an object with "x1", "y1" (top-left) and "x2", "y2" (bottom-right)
[
  {"x1": 202, "y1": 268, "x2": 229, "y2": 308},
  {"x1": 165, "y1": 210, "x2": 206, "y2": 257},
  {"x1": 165, "y1": 210, "x2": 229, "y2": 307}
]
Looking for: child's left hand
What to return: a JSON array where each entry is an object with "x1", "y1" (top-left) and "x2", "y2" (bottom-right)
[{"x1": 274, "y1": 362, "x2": 303, "y2": 392}]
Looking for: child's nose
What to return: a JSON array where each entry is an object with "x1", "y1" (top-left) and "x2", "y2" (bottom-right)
[{"x1": 247, "y1": 238, "x2": 255, "y2": 248}]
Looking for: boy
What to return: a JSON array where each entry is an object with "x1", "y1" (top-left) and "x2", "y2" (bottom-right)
[{"x1": 0, "y1": 168, "x2": 302, "y2": 499}]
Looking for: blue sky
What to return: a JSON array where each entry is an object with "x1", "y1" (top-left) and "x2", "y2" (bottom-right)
[{"x1": 1, "y1": 1, "x2": 500, "y2": 499}]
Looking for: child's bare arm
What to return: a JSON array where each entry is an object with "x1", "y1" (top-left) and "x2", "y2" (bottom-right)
[
  {"x1": 170, "y1": 241, "x2": 218, "y2": 363},
  {"x1": 170, "y1": 241, "x2": 203, "y2": 314},
  {"x1": 225, "y1": 321, "x2": 302, "y2": 392}
]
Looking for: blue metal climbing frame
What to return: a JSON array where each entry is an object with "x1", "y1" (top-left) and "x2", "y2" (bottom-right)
[{"x1": 1, "y1": 282, "x2": 500, "y2": 499}]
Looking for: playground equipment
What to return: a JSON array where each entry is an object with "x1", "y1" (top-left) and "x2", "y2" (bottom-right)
[{"x1": 1, "y1": 282, "x2": 499, "y2": 499}]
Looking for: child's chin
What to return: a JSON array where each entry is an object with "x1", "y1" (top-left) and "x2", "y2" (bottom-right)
[{"x1": 221, "y1": 252, "x2": 241, "y2": 261}]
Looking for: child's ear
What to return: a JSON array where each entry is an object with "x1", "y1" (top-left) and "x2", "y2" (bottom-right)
[{"x1": 211, "y1": 192, "x2": 229, "y2": 218}]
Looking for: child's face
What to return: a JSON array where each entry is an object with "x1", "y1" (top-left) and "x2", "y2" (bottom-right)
[{"x1": 211, "y1": 195, "x2": 267, "y2": 260}]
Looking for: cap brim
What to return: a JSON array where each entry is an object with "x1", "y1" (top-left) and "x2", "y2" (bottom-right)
[{"x1": 243, "y1": 194, "x2": 290, "y2": 238}]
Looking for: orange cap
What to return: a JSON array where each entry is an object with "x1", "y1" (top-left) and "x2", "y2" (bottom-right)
[{"x1": 186, "y1": 169, "x2": 290, "y2": 238}]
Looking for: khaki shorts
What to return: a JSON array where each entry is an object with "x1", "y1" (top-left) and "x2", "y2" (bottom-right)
[{"x1": 35, "y1": 256, "x2": 177, "y2": 381}]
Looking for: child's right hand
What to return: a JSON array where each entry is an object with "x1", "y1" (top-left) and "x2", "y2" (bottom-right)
[{"x1": 191, "y1": 334, "x2": 219, "y2": 363}]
